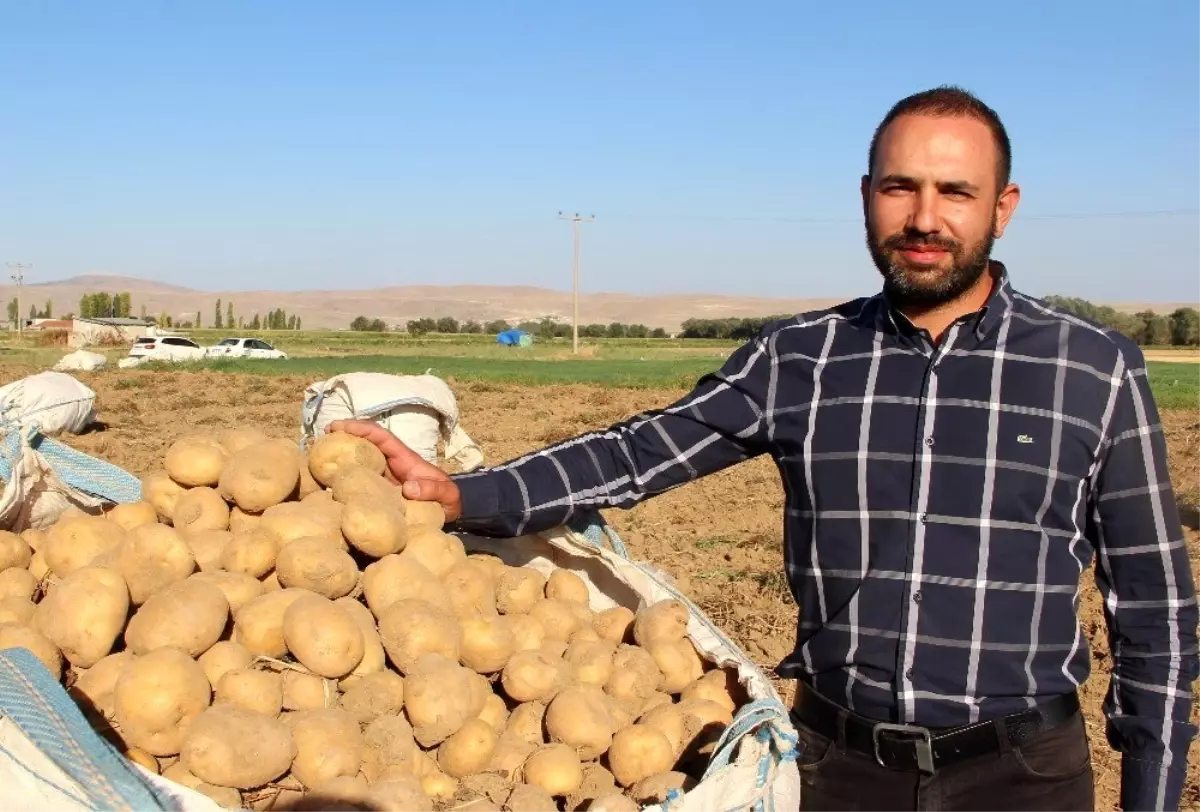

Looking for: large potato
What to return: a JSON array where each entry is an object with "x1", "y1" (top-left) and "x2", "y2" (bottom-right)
[
  {"x1": 0, "y1": 567, "x2": 37, "y2": 601},
  {"x1": 459, "y1": 615, "x2": 515, "y2": 675},
  {"x1": 38, "y1": 566, "x2": 129, "y2": 668},
  {"x1": 113, "y1": 524, "x2": 196, "y2": 605},
  {"x1": 307, "y1": 432, "x2": 386, "y2": 487},
  {"x1": 282, "y1": 670, "x2": 335, "y2": 711},
  {"x1": 339, "y1": 671, "x2": 405, "y2": 726},
  {"x1": 215, "y1": 668, "x2": 283, "y2": 717},
  {"x1": 70, "y1": 650, "x2": 135, "y2": 720},
  {"x1": 443, "y1": 561, "x2": 497, "y2": 618},
  {"x1": 400, "y1": 528, "x2": 466, "y2": 578},
  {"x1": 228, "y1": 507, "x2": 261, "y2": 534},
  {"x1": 377, "y1": 598, "x2": 460, "y2": 674},
  {"x1": 259, "y1": 503, "x2": 342, "y2": 549},
  {"x1": 263, "y1": 438, "x2": 321, "y2": 499},
  {"x1": 216, "y1": 427, "x2": 269, "y2": 455},
  {"x1": 187, "y1": 571, "x2": 265, "y2": 615},
  {"x1": 165, "y1": 436, "x2": 229, "y2": 488},
  {"x1": 198, "y1": 641, "x2": 253, "y2": 688},
  {"x1": 182, "y1": 704, "x2": 296, "y2": 789},
  {"x1": 220, "y1": 528, "x2": 280, "y2": 579},
  {"x1": 341, "y1": 498, "x2": 407, "y2": 558},
  {"x1": 184, "y1": 530, "x2": 232, "y2": 573},
  {"x1": 219, "y1": 442, "x2": 301, "y2": 513},
  {"x1": 330, "y1": 465, "x2": 401, "y2": 507},
  {"x1": 125, "y1": 579, "x2": 229, "y2": 657},
  {"x1": 0, "y1": 623, "x2": 62, "y2": 679},
  {"x1": 275, "y1": 537, "x2": 358, "y2": 599},
  {"x1": 233, "y1": 589, "x2": 312, "y2": 658},
  {"x1": 44, "y1": 516, "x2": 125, "y2": 577},
  {"x1": 290, "y1": 708, "x2": 363, "y2": 788},
  {"x1": 105, "y1": 501, "x2": 160, "y2": 532},
  {"x1": 142, "y1": 470, "x2": 186, "y2": 523},
  {"x1": 282, "y1": 595, "x2": 365, "y2": 679},
  {"x1": 362, "y1": 554, "x2": 449, "y2": 617},
  {"x1": 333, "y1": 596, "x2": 385, "y2": 685},
  {"x1": 495, "y1": 567, "x2": 546, "y2": 616},
  {"x1": 0, "y1": 530, "x2": 32, "y2": 570},
  {"x1": 403, "y1": 654, "x2": 484, "y2": 747},
  {"x1": 114, "y1": 647, "x2": 211, "y2": 756},
  {"x1": 545, "y1": 686, "x2": 615, "y2": 760},
  {"x1": 171, "y1": 487, "x2": 231, "y2": 535}
]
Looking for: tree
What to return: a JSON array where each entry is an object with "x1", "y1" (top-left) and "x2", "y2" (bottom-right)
[
  {"x1": 195, "y1": 311, "x2": 202, "y2": 328},
  {"x1": 6, "y1": 298, "x2": 17, "y2": 324},
  {"x1": 650, "y1": 327, "x2": 667, "y2": 338},
  {"x1": 1135, "y1": 310, "x2": 1171, "y2": 346},
  {"x1": 44, "y1": 300, "x2": 52, "y2": 319},
  {"x1": 484, "y1": 319, "x2": 509, "y2": 334},
  {"x1": 118, "y1": 292, "x2": 132, "y2": 318},
  {"x1": 435, "y1": 316, "x2": 459, "y2": 334},
  {"x1": 140, "y1": 304, "x2": 147, "y2": 320},
  {"x1": 626, "y1": 323, "x2": 649, "y2": 338},
  {"x1": 537, "y1": 319, "x2": 558, "y2": 340},
  {"x1": 1169, "y1": 307, "x2": 1200, "y2": 346},
  {"x1": 28, "y1": 304, "x2": 36, "y2": 320},
  {"x1": 406, "y1": 318, "x2": 435, "y2": 335},
  {"x1": 462, "y1": 320, "x2": 482, "y2": 334},
  {"x1": 215, "y1": 299, "x2": 223, "y2": 329},
  {"x1": 605, "y1": 322, "x2": 627, "y2": 338},
  {"x1": 287, "y1": 314, "x2": 297, "y2": 330},
  {"x1": 250, "y1": 313, "x2": 261, "y2": 330},
  {"x1": 350, "y1": 316, "x2": 372, "y2": 331},
  {"x1": 227, "y1": 302, "x2": 234, "y2": 328},
  {"x1": 295, "y1": 316, "x2": 302, "y2": 330}
]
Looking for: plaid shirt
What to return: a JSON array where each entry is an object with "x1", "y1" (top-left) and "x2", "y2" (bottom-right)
[{"x1": 451, "y1": 264, "x2": 1197, "y2": 810}]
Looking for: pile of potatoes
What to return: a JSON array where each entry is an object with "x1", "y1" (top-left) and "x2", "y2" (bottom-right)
[{"x1": 0, "y1": 427, "x2": 746, "y2": 812}]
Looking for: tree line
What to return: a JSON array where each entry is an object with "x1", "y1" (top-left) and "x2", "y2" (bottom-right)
[
  {"x1": 349, "y1": 315, "x2": 670, "y2": 339},
  {"x1": 1040, "y1": 297, "x2": 1198, "y2": 347}
]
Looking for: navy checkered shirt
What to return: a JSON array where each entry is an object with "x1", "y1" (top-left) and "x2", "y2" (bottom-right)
[{"x1": 450, "y1": 264, "x2": 1197, "y2": 810}]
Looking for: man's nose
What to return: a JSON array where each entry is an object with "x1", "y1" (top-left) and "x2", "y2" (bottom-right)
[{"x1": 909, "y1": 188, "x2": 941, "y2": 234}]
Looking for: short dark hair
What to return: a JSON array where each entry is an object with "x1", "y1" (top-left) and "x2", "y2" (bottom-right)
[{"x1": 868, "y1": 86, "x2": 1012, "y2": 190}]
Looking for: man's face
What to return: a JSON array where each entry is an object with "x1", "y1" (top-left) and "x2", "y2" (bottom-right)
[{"x1": 863, "y1": 114, "x2": 1019, "y2": 308}]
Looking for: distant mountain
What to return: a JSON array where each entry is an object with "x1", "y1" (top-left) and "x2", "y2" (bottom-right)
[{"x1": 0, "y1": 274, "x2": 1192, "y2": 333}]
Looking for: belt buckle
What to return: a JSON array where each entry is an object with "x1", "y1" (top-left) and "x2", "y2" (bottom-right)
[{"x1": 872, "y1": 722, "x2": 936, "y2": 774}]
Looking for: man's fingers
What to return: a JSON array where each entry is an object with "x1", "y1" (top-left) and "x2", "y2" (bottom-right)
[
  {"x1": 401, "y1": 477, "x2": 454, "y2": 503},
  {"x1": 329, "y1": 419, "x2": 427, "y2": 474}
]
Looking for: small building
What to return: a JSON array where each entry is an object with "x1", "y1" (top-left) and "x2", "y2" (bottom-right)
[{"x1": 69, "y1": 317, "x2": 156, "y2": 349}]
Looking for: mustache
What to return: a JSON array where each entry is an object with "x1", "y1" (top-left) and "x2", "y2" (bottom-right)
[{"x1": 881, "y1": 232, "x2": 960, "y2": 252}]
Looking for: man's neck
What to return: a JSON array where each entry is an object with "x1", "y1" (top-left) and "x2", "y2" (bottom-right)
[{"x1": 899, "y1": 267, "x2": 997, "y2": 345}]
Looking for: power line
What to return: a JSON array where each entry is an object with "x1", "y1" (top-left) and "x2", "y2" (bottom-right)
[
  {"x1": 558, "y1": 211, "x2": 595, "y2": 355},
  {"x1": 592, "y1": 207, "x2": 1199, "y2": 225}
]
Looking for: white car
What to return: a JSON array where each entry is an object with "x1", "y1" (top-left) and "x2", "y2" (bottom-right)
[
  {"x1": 127, "y1": 336, "x2": 206, "y2": 363},
  {"x1": 205, "y1": 337, "x2": 288, "y2": 360}
]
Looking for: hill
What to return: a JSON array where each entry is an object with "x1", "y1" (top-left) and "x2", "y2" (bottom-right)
[{"x1": 0, "y1": 275, "x2": 1193, "y2": 333}]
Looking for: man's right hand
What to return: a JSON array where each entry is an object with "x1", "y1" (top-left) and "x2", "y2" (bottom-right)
[{"x1": 327, "y1": 419, "x2": 463, "y2": 523}]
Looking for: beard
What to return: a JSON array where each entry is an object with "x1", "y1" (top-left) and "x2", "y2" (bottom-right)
[{"x1": 866, "y1": 219, "x2": 995, "y2": 308}]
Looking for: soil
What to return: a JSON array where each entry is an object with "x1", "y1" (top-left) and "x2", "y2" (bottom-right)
[{"x1": 5, "y1": 362, "x2": 1198, "y2": 811}]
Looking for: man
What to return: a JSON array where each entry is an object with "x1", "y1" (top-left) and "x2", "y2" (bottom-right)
[{"x1": 335, "y1": 87, "x2": 1197, "y2": 811}]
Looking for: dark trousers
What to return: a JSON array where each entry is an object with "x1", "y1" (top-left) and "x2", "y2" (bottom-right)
[{"x1": 794, "y1": 709, "x2": 1095, "y2": 811}]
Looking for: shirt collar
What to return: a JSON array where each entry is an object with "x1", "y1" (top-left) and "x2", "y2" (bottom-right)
[{"x1": 863, "y1": 260, "x2": 1014, "y2": 343}]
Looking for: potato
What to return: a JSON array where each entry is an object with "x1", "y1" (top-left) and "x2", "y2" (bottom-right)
[
  {"x1": 339, "y1": 670, "x2": 405, "y2": 725},
  {"x1": 360, "y1": 713, "x2": 417, "y2": 782},
  {"x1": 276, "y1": 537, "x2": 358, "y2": 599},
  {"x1": 282, "y1": 670, "x2": 335, "y2": 711},
  {"x1": 437, "y1": 718, "x2": 497, "y2": 779},
  {"x1": 188, "y1": 571, "x2": 265, "y2": 615},
  {"x1": 0, "y1": 530, "x2": 32, "y2": 571},
  {"x1": 165, "y1": 436, "x2": 229, "y2": 487},
  {"x1": 589, "y1": 793, "x2": 640, "y2": 811},
  {"x1": 260, "y1": 570, "x2": 282, "y2": 592},
  {"x1": 570, "y1": 627, "x2": 601, "y2": 644},
  {"x1": 162, "y1": 763, "x2": 243, "y2": 809},
  {"x1": 171, "y1": 487, "x2": 231, "y2": 534},
  {"x1": 307, "y1": 432, "x2": 386, "y2": 486},
  {"x1": 477, "y1": 692, "x2": 509, "y2": 733},
  {"x1": 184, "y1": 529, "x2": 232, "y2": 573},
  {"x1": 508, "y1": 614, "x2": 546, "y2": 652},
  {"x1": 489, "y1": 736, "x2": 537, "y2": 781},
  {"x1": 404, "y1": 500, "x2": 445, "y2": 531},
  {"x1": 400, "y1": 528, "x2": 466, "y2": 578},
  {"x1": 28, "y1": 550, "x2": 50, "y2": 582},
  {"x1": 216, "y1": 668, "x2": 283, "y2": 717},
  {"x1": 527, "y1": 599, "x2": 580, "y2": 643},
  {"x1": 114, "y1": 647, "x2": 211, "y2": 756},
  {"x1": 198, "y1": 641, "x2": 253, "y2": 689},
  {"x1": 523, "y1": 744, "x2": 583, "y2": 797},
  {"x1": 44, "y1": 515, "x2": 125, "y2": 576},
  {"x1": 0, "y1": 596, "x2": 35, "y2": 626},
  {"x1": 282, "y1": 595, "x2": 365, "y2": 678},
  {"x1": 233, "y1": 589, "x2": 310, "y2": 658},
  {"x1": 0, "y1": 567, "x2": 37, "y2": 601},
  {"x1": 504, "y1": 701, "x2": 547, "y2": 746},
  {"x1": 648, "y1": 638, "x2": 705, "y2": 694},
  {"x1": 182, "y1": 704, "x2": 296, "y2": 789},
  {"x1": 630, "y1": 771, "x2": 695, "y2": 805},
  {"x1": 404, "y1": 653, "x2": 484, "y2": 747},
  {"x1": 290, "y1": 708, "x2": 363, "y2": 788},
  {"x1": 333, "y1": 596, "x2": 385, "y2": 685},
  {"x1": 608, "y1": 724, "x2": 673, "y2": 788},
  {"x1": 369, "y1": 773, "x2": 433, "y2": 812},
  {"x1": 216, "y1": 427, "x2": 269, "y2": 455},
  {"x1": 680, "y1": 669, "x2": 737, "y2": 714},
  {"x1": 219, "y1": 528, "x2": 280, "y2": 579},
  {"x1": 605, "y1": 645, "x2": 664, "y2": 715},
  {"x1": 633, "y1": 600, "x2": 689, "y2": 648},
  {"x1": 340, "y1": 498, "x2": 407, "y2": 558},
  {"x1": 228, "y1": 507, "x2": 261, "y2": 534},
  {"x1": 377, "y1": 598, "x2": 460, "y2": 674},
  {"x1": 331, "y1": 465, "x2": 399, "y2": 507},
  {"x1": 123, "y1": 747, "x2": 159, "y2": 774},
  {"x1": 459, "y1": 615, "x2": 515, "y2": 675},
  {"x1": 104, "y1": 501, "x2": 159, "y2": 532},
  {"x1": 0, "y1": 621, "x2": 60, "y2": 678},
  {"x1": 420, "y1": 770, "x2": 457, "y2": 804},
  {"x1": 20, "y1": 528, "x2": 46, "y2": 552},
  {"x1": 545, "y1": 570, "x2": 589, "y2": 606},
  {"x1": 219, "y1": 442, "x2": 302, "y2": 513},
  {"x1": 564, "y1": 639, "x2": 616, "y2": 688},
  {"x1": 444, "y1": 561, "x2": 497, "y2": 618},
  {"x1": 563, "y1": 761, "x2": 620, "y2": 812},
  {"x1": 362, "y1": 555, "x2": 449, "y2": 617},
  {"x1": 143, "y1": 470, "x2": 186, "y2": 523},
  {"x1": 676, "y1": 698, "x2": 732, "y2": 763},
  {"x1": 503, "y1": 783, "x2": 557, "y2": 812},
  {"x1": 638, "y1": 702, "x2": 686, "y2": 758},
  {"x1": 38, "y1": 566, "x2": 129, "y2": 667},
  {"x1": 113, "y1": 524, "x2": 196, "y2": 605},
  {"x1": 70, "y1": 651, "x2": 134, "y2": 720},
  {"x1": 593, "y1": 607, "x2": 635, "y2": 644},
  {"x1": 125, "y1": 578, "x2": 229, "y2": 657},
  {"x1": 259, "y1": 503, "x2": 343, "y2": 549},
  {"x1": 501, "y1": 650, "x2": 566, "y2": 703},
  {"x1": 546, "y1": 686, "x2": 616, "y2": 760}
]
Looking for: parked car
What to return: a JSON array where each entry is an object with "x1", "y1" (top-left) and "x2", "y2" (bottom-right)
[
  {"x1": 127, "y1": 336, "x2": 206, "y2": 363},
  {"x1": 205, "y1": 337, "x2": 288, "y2": 360}
]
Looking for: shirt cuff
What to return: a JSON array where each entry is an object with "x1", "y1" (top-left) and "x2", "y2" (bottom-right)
[
  {"x1": 1121, "y1": 755, "x2": 1187, "y2": 811},
  {"x1": 447, "y1": 472, "x2": 503, "y2": 533}
]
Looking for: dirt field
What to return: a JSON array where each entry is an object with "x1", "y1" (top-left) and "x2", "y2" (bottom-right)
[{"x1": 7, "y1": 362, "x2": 1198, "y2": 810}]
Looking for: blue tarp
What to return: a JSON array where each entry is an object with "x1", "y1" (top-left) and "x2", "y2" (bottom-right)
[{"x1": 495, "y1": 329, "x2": 531, "y2": 346}]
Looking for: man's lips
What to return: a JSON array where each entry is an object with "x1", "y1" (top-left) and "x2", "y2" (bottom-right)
[{"x1": 898, "y1": 246, "x2": 949, "y2": 264}]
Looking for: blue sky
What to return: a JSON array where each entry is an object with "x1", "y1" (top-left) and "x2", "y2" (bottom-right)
[{"x1": 1, "y1": 1, "x2": 1197, "y2": 302}]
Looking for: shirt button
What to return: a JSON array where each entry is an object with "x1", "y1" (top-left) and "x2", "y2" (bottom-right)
[
  {"x1": 905, "y1": 668, "x2": 914, "y2": 680},
  {"x1": 912, "y1": 591, "x2": 922, "y2": 603},
  {"x1": 919, "y1": 514, "x2": 928, "y2": 524},
  {"x1": 924, "y1": 436, "x2": 934, "y2": 447}
]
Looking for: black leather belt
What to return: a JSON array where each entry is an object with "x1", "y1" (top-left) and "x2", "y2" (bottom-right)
[{"x1": 791, "y1": 682, "x2": 1080, "y2": 774}]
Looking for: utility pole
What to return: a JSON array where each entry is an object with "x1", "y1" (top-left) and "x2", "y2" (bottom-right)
[
  {"x1": 557, "y1": 211, "x2": 594, "y2": 354},
  {"x1": 7, "y1": 262, "x2": 30, "y2": 337}
]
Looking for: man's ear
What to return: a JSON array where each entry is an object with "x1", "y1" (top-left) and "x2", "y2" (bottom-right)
[
  {"x1": 860, "y1": 174, "x2": 871, "y2": 219},
  {"x1": 993, "y1": 183, "x2": 1021, "y2": 238}
]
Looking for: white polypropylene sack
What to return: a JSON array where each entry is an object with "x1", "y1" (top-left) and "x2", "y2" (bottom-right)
[
  {"x1": 53, "y1": 350, "x2": 108, "y2": 372},
  {"x1": 0, "y1": 371, "x2": 97, "y2": 436},
  {"x1": 300, "y1": 372, "x2": 484, "y2": 471}
]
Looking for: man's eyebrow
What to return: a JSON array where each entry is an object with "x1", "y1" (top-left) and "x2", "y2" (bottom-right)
[
  {"x1": 876, "y1": 174, "x2": 982, "y2": 195},
  {"x1": 877, "y1": 174, "x2": 918, "y2": 186}
]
